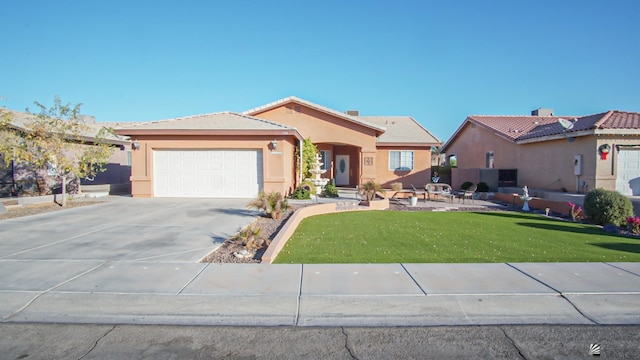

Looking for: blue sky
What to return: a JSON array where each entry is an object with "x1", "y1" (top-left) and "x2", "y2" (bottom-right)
[{"x1": 1, "y1": 0, "x2": 639, "y2": 141}]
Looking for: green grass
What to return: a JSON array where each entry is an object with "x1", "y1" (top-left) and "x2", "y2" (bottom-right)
[{"x1": 273, "y1": 211, "x2": 640, "y2": 263}]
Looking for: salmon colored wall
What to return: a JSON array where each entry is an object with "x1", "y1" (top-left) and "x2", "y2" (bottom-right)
[
  {"x1": 375, "y1": 146, "x2": 432, "y2": 189},
  {"x1": 253, "y1": 105, "x2": 378, "y2": 150},
  {"x1": 445, "y1": 122, "x2": 606, "y2": 193},
  {"x1": 252, "y1": 103, "x2": 380, "y2": 186},
  {"x1": 129, "y1": 135, "x2": 296, "y2": 198}
]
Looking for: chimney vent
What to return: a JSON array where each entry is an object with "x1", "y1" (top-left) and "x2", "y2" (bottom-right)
[
  {"x1": 531, "y1": 108, "x2": 554, "y2": 116},
  {"x1": 346, "y1": 110, "x2": 359, "y2": 116}
]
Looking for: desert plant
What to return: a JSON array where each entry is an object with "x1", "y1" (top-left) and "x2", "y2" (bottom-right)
[
  {"x1": 476, "y1": 182, "x2": 490, "y2": 192},
  {"x1": 290, "y1": 186, "x2": 311, "y2": 199},
  {"x1": 583, "y1": 188, "x2": 633, "y2": 226},
  {"x1": 361, "y1": 180, "x2": 382, "y2": 201},
  {"x1": 322, "y1": 183, "x2": 339, "y2": 197},
  {"x1": 233, "y1": 225, "x2": 270, "y2": 250},
  {"x1": 300, "y1": 180, "x2": 317, "y2": 195},
  {"x1": 460, "y1": 181, "x2": 473, "y2": 190},
  {"x1": 390, "y1": 182, "x2": 403, "y2": 192},
  {"x1": 247, "y1": 191, "x2": 291, "y2": 219}
]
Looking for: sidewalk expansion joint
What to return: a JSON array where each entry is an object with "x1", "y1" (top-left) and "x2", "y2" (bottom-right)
[
  {"x1": 295, "y1": 265, "x2": 303, "y2": 326},
  {"x1": 400, "y1": 263, "x2": 427, "y2": 295},
  {"x1": 505, "y1": 263, "x2": 598, "y2": 325},
  {"x1": 604, "y1": 262, "x2": 640, "y2": 277},
  {"x1": 2, "y1": 261, "x2": 108, "y2": 322}
]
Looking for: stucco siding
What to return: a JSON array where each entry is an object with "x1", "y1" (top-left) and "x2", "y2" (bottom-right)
[
  {"x1": 375, "y1": 146, "x2": 431, "y2": 188},
  {"x1": 252, "y1": 105, "x2": 378, "y2": 150},
  {"x1": 128, "y1": 135, "x2": 296, "y2": 198}
]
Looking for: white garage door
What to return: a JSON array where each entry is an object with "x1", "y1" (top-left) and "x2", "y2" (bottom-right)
[
  {"x1": 616, "y1": 149, "x2": 640, "y2": 196},
  {"x1": 153, "y1": 150, "x2": 263, "y2": 198}
]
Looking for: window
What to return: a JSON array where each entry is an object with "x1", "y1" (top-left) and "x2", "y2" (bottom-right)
[
  {"x1": 389, "y1": 151, "x2": 414, "y2": 171},
  {"x1": 320, "y1": 150, "x2": 331, "y2": 171},
  {"x1": 448, "y1": 155, "x2": 457, "y2": 167},
  {"x1": 486, "y1": 151, "x2": 494, "y2": 168}
]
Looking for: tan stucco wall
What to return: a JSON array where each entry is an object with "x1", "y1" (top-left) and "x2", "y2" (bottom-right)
[
  {"x1": 595, "y1": 136, "x2": 640, "y2": 191},
  {"x1": 375, "y1": 146, "x2": 432, "y2": 188},
  {"x1": 445, "y1": 123, "x2": 602, "y2": 192},
  {"x1": 129, "y1": 135, "x2": 296, "y2": 198},
  {"x1": 252, "y1": 104, "x2": 380, "y2": 186}
]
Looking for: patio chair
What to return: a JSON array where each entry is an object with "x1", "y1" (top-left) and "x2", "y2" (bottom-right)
[
  {"x1": 424, "y1": 183, "x2": 453, "y2": 202},
  {"x1": 458, "y1": 184, "x2": 477, "y2": 204}
]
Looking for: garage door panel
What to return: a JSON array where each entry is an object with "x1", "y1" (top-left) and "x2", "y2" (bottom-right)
[
  {"x1": 616, "y1": 149, "x2": 640, "y2": 196},
  {"x1": 153, "y1": 150, "x2": 263, "y2": 198}
]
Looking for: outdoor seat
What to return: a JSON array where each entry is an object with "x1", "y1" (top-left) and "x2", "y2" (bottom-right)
[
  {"x1": 424, "y1": 183, "x2": 453, "y2": 202},
  {"x1": 457, "y1": 184, "x2": 477, "y2": 203}
]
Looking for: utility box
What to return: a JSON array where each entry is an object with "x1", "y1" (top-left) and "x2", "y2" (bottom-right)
[{"x1": 574, "y1": 155, "x2": 583, "y2": 176}]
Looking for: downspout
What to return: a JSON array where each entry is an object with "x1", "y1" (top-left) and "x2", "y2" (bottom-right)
[{"x1": 298, "y1": 139, "x2": 303, "y2": 186}]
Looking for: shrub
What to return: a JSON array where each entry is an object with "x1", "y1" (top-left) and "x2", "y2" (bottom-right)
[
  {"x1": 322, "y1": 183, "x2": 339, "y2": 197},
  {"x1": 300, "y1": 180, "x2": 317, "y2": 195},
  {"x1": 626, "y1": 216, "x2": 640, "y2": 235},
  {"x1": 568, "y1": 202, "x2": 585, "y2": 222},
  {"x1": 583, "y1": 188, "x2": 633, "y2": 226},
  {"x1": 247, "y1": 191, "x2": 291, "y2": 219},
  {"x1": 233, "y1": 225, "x2": 269, "y2": 249},
  {"x1": 460, "y1": 181, "x2": 473, "y2": 190},
  {"x1": 476, "y1": 182, "x2": 490, "y2": 192},
  {"x1": 390, "y1": 182, "x2": 403, "y2": 192},
  {"x1": 361, "y1": 180, "x2": 382, "y2": 201},
  {"x1": 290, "y1": 186, "x2": 311, "y2": 199}
]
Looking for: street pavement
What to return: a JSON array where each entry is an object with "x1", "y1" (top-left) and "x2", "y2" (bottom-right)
[{"x1": 1, "y1": 196, "x2": 640, "y2": 358}]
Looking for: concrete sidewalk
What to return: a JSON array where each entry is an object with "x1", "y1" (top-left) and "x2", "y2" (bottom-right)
[{"x1": 1, "y1": 261, "x2": 639, "y2": 327}]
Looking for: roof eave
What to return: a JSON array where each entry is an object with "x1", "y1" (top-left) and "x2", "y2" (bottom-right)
[
  {"x1": 114, "y1": 128, "x2": 304, "y2": 140},
  {"x1": 244, "y1": 96, "x2": 387, "y2": 133},
  {"x1": 376, "y1": 142, "x2": 438, "y2": 148},
  {"x1": 516, "y1": 130, "x2": 594, "y2": 144}
]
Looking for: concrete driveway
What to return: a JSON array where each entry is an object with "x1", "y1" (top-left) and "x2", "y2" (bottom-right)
[{"x1": 0, "y1": 197, "x2": 259, "y2": 262}]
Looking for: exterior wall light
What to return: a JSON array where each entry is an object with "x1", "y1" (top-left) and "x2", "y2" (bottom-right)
[
  {"x1": 271, "y1": 139, "x2": 278, "y2": 150},
  {"x1": 132, "y1": 140, "x2": 140, "y2": 150}
]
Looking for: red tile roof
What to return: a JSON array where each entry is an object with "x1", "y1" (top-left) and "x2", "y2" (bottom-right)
[{"x1": 467, "y1": 110, "x2": 640, "y2": 142}]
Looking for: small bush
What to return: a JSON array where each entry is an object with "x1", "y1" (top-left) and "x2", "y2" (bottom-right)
[
  {"x1": 233, "y1": 225, "x2": 267, "y2": 249},
  {"x1": 583, "y1": 188, "x2": 633, "y2": 226},
  {"x1": 300, "y1": 180, "x2": 317, "y2": 195},
  {"x1": 248, "y1": 191, "x2": 291, "y2": 219},
  {"x1": 461, "y1": 181, "x2": 473, "y2": 190},
  {"x1": 626, "y1": 216, "x2": 640, "y2": 235},
  {"x1": 322, "y1": 183, "x2": 339, "y2": 197},
  {"x1": 476, "y1": 182, "x2": 490, "y2": 192},
  {"x1": 361, "y1": 180, "x2": 382, "y2": 201},
  {"x1": 290, "y1": 186, "x2": 311, "y2": 199}
]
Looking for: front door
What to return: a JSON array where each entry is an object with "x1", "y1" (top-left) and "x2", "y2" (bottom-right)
[{"x1": 335, "y1": 155, "x2": 349, "y2": 186}]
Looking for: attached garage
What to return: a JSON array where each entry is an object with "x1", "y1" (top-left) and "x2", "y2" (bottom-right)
[
  {"x1": 616, "y1": 148, "x2": 640, "y2": 196},
  {"x1": 153, "y1": 149, "x2": 263, "y2": 198}
]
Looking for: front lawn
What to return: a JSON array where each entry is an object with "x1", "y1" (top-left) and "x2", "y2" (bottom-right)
[{"x1": 273, "y1": 211, "x2": 640, "y2": 263}]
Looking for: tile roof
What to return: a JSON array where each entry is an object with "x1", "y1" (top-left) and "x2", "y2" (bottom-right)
[
  {"x1": 243, "y1": 96, "x2": 387, "y2": 133},
  {"x1": 465, "y1": 110, "x2": 640, "y2": 143},
  {"x1": 113, "y1": 111, "x2": 297, "y2": 131},
  {"x1": 360, "y1": 116, "x2": 441, "y2": 144}
]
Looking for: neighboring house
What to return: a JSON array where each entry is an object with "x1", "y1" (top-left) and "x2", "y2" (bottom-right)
[
  {"x1": 114, "y1": 96, "x2": 440, "y2": 198},
  {"x1": 0, "y1": 110, "x2": 131, "y2": 197},
  {"x1": 440, "y1": 108, "x2": 640, "y2": 195}
]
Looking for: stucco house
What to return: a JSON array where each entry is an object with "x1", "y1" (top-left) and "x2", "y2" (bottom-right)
[
  {"x1": 114, "y1": 96, "x2": 440, "y2": 198},
  {"x1": 440, "y1": 108, "x2": 640, "y2": 195},
  {"x1": 0, "y1": 110, "x2": 131, "y2": 197}
]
